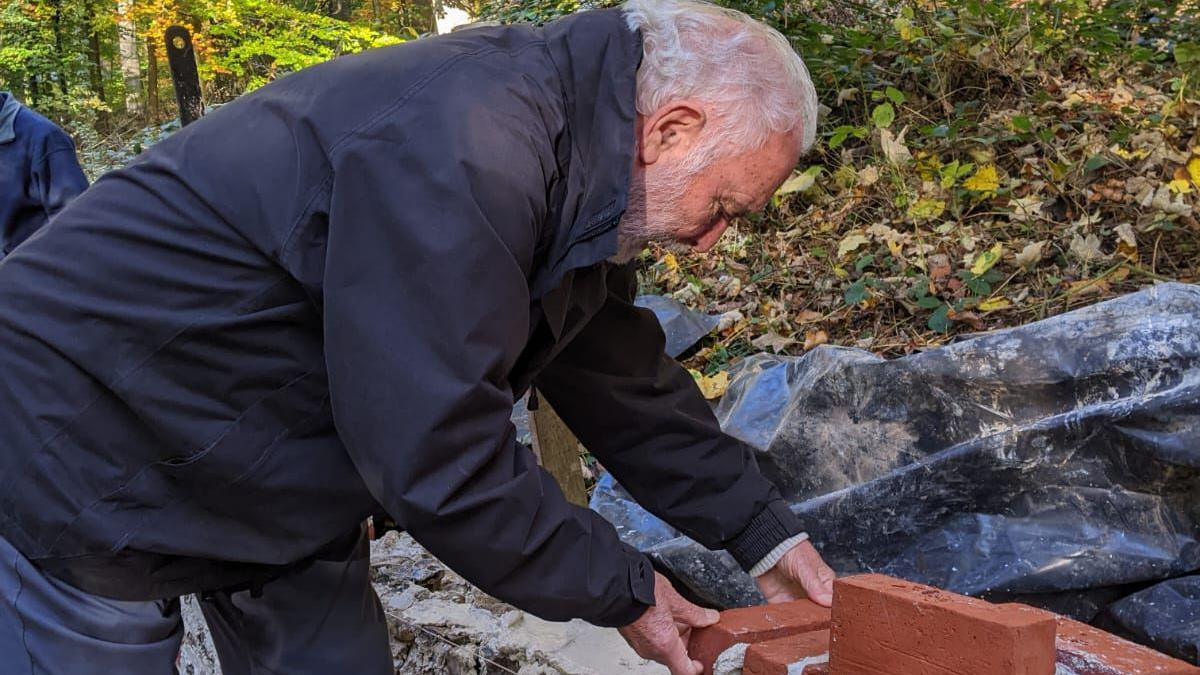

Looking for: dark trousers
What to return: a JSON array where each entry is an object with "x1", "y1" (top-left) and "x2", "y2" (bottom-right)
[{"x1": 0, "y1": 531, "x2": 392, "y2": 674}]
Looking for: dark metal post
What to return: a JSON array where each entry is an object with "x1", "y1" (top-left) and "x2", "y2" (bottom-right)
[{"x1": 165, "y1": 26, "x2": 203, "y2": 126}]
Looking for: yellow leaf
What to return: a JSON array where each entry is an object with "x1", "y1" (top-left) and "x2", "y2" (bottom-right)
[
  {"x1": 970, "y1": 243, "x2": 1003, "y2": 276},
  {"x1": 689, "y1": 370, "x2": 729, "y2": 400},
  {"x1": 1168, "y1": 179, "x2": 1193, "y2": 195},
  {"x1": 963, "y1": 164, "x2": 1000, "y2": 195},
  {"x1": 1188, "y1": 156, "x2": 1200, "y2": 186},
  {"x1": 978, "y1": 297, "x2": 1011, "y2": 312},
  {"x1": 662, "y1": 253, "x2": 680, "y2": 273},
  {"x1": 907, "y1": 198, "x2": 946, "y2": 222},
  {"x1": 886, "y1": 239, "x2": 904, "y2": 258},
  {"x1": 837, "y1": 232, "x2": 871, "y2": 258},
  {"x1": 832, "y1": 266, "x2": 849, "y2": 279},
  {"x1": 1112, "y1": 146, "x2": 1148, "y2": 161},
  {"x1": 776, "y1": 168, "x2": 820, "y2": 196}
]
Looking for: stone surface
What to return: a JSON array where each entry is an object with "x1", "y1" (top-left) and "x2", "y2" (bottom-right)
[
  {"x1": 829, "y1": 574, "x2": 1056, "y2": 675},
  {"x1": 1055, "y1": 617, "x2": 1200, "y2": 675},
  {"x1": 743, "y1": 629, "x2": 830, "y2": 674},
  {"x1": 688, "y1": 599, "x2": 830, "y2": 675}
]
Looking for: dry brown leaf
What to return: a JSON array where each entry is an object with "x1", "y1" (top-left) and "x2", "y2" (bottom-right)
[
  {"x1": 803, "y1": 329, "x2": 829, "y2": 351},
  {"x1": 1014, "y1": 241, "x2": 1047, "y2": 269},
  {"x1": 751, "y1": 331, "x2": 796, "y2": 353}
]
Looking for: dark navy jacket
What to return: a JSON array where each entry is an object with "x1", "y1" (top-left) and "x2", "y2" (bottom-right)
[
  {"x1": 0, "y1": 92, "x2": 88, "y2": 258},
  {"x1": 0, "y1": 9, "x2": 801, "y2": 626}
]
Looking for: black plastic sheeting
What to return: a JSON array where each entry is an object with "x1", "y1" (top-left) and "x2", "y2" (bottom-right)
[{"x1": 590, "y1": 283, "x2": 1200, "y2": 664}]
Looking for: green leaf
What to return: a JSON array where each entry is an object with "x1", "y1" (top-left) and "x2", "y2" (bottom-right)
[
  {"x1": 844, "y1": 280, "x2": 869, "y2": 305},
  {"x1": 1011, "y1": 116, "x2": 1032, "y2": 133},
  {"x1": 855, "y1": 254, "x2": 876, "y2": 273},
  {"x1": 965, "y1": 276, "x2": 991, "y2": 296},
  {"x1": 1084, "y1": 154, "x2": 1111, "y2": 173},
  {"x1": 829, "y1": 125, "x2": 857, "y2": 149},
  {"x1": 928, "y1": 304, "x2": 951, "y2": 333},
  {"x1": 1175, "y1": 43, "x2": 1200, "y2": 64},
  {"x1": 917, "y1": 295, "x2": 943, "y2": 309},
  {"x1": 885, "y1": 86, "x2": 906, "y2": 105},
  {"x1": 872, "y1": 103, "x2": 896, "y2": 129}
]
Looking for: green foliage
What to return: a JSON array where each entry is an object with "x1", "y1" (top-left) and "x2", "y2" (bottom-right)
[{"x1": 204, "y1": 0, "x2": 404, "y2": 91}]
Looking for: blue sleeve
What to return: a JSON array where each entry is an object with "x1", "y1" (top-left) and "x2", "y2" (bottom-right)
[{"x1": 34, "y1": 139, "x2": 89, "y2": 218}]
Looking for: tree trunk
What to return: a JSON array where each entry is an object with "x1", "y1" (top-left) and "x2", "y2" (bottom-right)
[
  {"x1": 51, "y1": 0, "x2": 69, "y2": 95},
  {"x1": 85, "y1": 0, "x2": 109, "y2": 129},
  {"x1": 321, "y1": 0, "x2": 354, "y2": 21},
  {"x1": 86, "y1": 0, "x2": 106, "y2": 103},
  {"x1": 146, "y1": 35, "x2": 160, "y2": 121},
  {"x1": 117, "y1": 0, "x2": 144, "y2": 116}
]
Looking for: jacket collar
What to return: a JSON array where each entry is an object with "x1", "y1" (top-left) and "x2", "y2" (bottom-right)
[
  {"x1": 531, "y1": 8, "x2": 641, "y2": 300},
  {"x1": 0, "y1": 92, "x2": 20, "y2": 145}
]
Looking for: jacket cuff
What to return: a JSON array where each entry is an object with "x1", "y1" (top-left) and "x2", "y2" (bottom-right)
[
  {"x1": 725, "y1": 500, "x2": 804, "y2": 572},
  {"x1": 594, "y1": 545, "x2": 657, "y2": 627}
]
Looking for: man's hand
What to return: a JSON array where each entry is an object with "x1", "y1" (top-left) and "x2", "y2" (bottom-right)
[
  {"x1": 618, "y1": 572, "x2": 719, "y2": 675},
  {"x1": 754, "y1": 540, "x2": 836, "y2": 607}
]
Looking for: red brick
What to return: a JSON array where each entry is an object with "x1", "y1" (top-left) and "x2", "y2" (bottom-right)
[
  {"x1": 1055, "y1": 617, "x2": 1200, "y2": 674},
  {"x1": 828, "y1": 574, "x2": 1056, "y2": 675},
  {"x1": 743, "y1": 630, "x2": 830, "y2": 674},
  {"x1": 687, "y1": 600, "x2": 830, "y2": 675}
]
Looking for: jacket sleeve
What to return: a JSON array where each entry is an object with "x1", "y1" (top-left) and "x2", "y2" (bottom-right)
[
  {"x1": 533, "y1": 264, "x2": 804, "y2": 572},
  {"x1": 33, "y1": 133, "x2": 89, "y2": 218},
  {"x1": 321, "y1": 133, "x2": 655, "y2": 627}
]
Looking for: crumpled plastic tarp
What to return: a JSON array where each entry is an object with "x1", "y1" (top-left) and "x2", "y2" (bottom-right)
[{"x1": 590, "y1": 282, "x2": 1200, "y2": 664}]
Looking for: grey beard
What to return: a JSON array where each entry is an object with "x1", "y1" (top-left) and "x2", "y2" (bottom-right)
[{"x1": 610, "y1": 230, "x2": 648, "y2": 264}]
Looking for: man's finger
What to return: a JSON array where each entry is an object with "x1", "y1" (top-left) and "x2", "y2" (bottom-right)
[
  {"x1": 657, "y1": 631, "x2": 703, "y2": 675},
  {"x1": 672, "y1": 596, "x2": 720, "y2": 629},
  {"x1": 791, "y1": 542, "x2": 835, "y2": 606}
]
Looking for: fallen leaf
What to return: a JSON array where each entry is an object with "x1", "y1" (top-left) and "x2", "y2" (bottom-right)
[
  {"x1": 1188, "y1": 155, "x2": 1200, "y2": 186},
  {"x1": 970, "y1": 243, "x2": 1004, "y2": 276},
  {"x1": 1069, "y1": 234, "x2": 1106, "y2": 263},
  {"x1": 858, "y1": 165, "x2": 880, "y2": 186},
  {"x1": 662, "y1": 252, "x2": 680, "y2": 274},
  {"x1": 963, "y1": 164, "x2": 1001, "y2": 195},
  {"x1": 1114, "y1": 222, "x2": 1137, "y2": 260},
  {"x1": 837, "y1": 232, "x2": 871, "y2": 258},
  {"x1": 716, "y1": 310, "x2": 744, "y2": 332},
  {"x1": 689, "y1": 370, "x2": 729, "y2": 400},
  {"x1": 907, "y1": 198, "x2": 946, "y2": 222},
  {"x1": 978, "y1": 297, "x2": 1011, "y2": 312},
  {"x1": 1168, "y1": 178, "x2": 1193, "y2": 194},
  {"x1": 776, "y1": 167, "x2": 821, "y2": 196},
  {"x1": 752, "y1": 331, "x2": 796, "y2": 353},
  {"x1": 1068, "y1": 278, "x2": 1111, "y2": 298},
  {"x1": 880, "y1": 127, "x2": 912, "y2": 164},
  {"x1": 794, "y1": 309, "x2": 823, "y2": 323},
  {"x1": 1008, "y1": 195, "x2": 1044, "y2": 223},
  {"x1": 947, "y1": 309, "x2": 985, "y2": 331},
  {"x1": 1014, "y1": 241, "x2": 1046, "y2": 268},
  {"x1": 803, "y1": 329, "x2": 829, "y2": 351}
]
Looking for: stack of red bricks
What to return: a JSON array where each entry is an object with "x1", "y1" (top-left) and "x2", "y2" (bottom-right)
[{"x1": 688, "y1": 574, "x2": 1199, "y2": 674}]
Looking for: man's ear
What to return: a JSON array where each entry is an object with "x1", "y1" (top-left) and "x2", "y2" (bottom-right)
[{"x1": 638, "y1": 102, "x2": 706, "y2": 166}]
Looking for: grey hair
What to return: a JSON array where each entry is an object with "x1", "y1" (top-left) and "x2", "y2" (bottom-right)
[{"x1": 622, "y1": 0, "x2": 818, "y2": 159}]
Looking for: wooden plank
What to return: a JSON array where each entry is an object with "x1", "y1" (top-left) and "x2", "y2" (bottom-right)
[{"x1": 528, "y1": 391, "x2": 589, "y2": 507}]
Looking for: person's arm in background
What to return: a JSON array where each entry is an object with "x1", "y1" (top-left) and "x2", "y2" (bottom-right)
[
  {"x1": 33, "y1": 127, "x2": 89, "y2": 218},
  {"x1": 534, "y1": 264, "x2": 835, "y2": 605}
]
